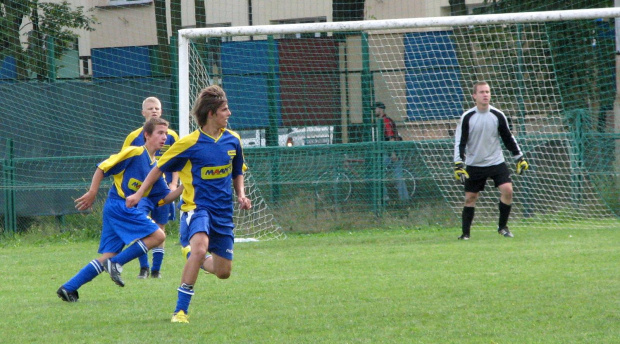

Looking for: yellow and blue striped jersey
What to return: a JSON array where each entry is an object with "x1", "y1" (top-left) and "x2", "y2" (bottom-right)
[
  {"x1": 122, "y1": 127, "x2": 179, "y2": 184},
  {"x1": 157, "y1": 128, "x2": 244, "y2": 214},
  {"x1": 98, "y1": 146, "x2": 169, "y2": 202}
]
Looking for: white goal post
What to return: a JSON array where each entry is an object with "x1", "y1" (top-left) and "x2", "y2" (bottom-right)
[{"x1": 178, "y1": 7, "x2": 620, "y2": 231}]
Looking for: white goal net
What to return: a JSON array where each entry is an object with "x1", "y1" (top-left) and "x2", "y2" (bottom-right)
[{"x1": 180, "y1": 8, "x2": 620, "y2": 231}]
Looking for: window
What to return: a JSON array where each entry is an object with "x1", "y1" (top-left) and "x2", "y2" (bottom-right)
[
  {"x1": 102, "y1": 0, "x2": 152, "y2": 7},
  {"x1": 80, "y1": 56, "x2": 91, "y2": 77},
  {"x1": 270, "y1": 17, "x2": 327, "y2": 39}
]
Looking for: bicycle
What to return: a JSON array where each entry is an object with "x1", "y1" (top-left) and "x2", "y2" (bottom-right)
[{"x1": 314, "y1": 156, "x2": 416, "y2": 206}]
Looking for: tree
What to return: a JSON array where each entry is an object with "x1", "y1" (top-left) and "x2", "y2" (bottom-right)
[
  {"x1": 0, "y1": 0, "x2": 96, "y2": 80},
  {"x1": 449, "y1": 0, "x2": 467, "y2": 16}
]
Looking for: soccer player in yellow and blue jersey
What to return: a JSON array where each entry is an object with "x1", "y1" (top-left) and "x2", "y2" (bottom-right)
[
  {"x1": 126, "y1": 85, "x2": 251, "y2": 324},
  {"x1": 123, "y1": 97, "x2": 179, "y2": 279},
  {"x1": 57, "y1": 118, "x2": 175, "y2": 302}
]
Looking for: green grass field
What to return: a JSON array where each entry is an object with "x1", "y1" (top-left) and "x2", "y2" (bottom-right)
[{"x1": 1, "y1": 227, "x2": 619, "y2": 343}]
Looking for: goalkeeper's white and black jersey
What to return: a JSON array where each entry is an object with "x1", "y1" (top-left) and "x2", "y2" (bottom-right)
[{"x1": 454, "y1": 105, "x2": 523, "y2": 167}]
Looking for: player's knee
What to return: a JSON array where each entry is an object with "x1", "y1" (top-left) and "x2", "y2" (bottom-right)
[
  {"x1": 464, "y1": 193, "x2": 478, "y2": 206},
  {"x1": 153, "y1": 229, "x2": 166, "y2": 244},
  {"x1": 190, "y1": 246, "x2": 208, "y2": 260},
  {"x1": 500, "y1": 185, "x2": 513, "y2": 200},
  {"x1": 214, "y1": 269, "x2": 231, "y2": 279}
]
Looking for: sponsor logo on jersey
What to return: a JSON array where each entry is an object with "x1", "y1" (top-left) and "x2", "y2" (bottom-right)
[
  {"x1": 127, "y1": 178, "x2": 151, "y2": 196},
  {"x1": 128, "y1": 178, "x2": 142, "y2": 191},
  {"x1": 227, "y1": 150, "x2": 236, "y2": 157},
  {"x1": 201, "y1": 163, "x2": 232, "y2": 179}
]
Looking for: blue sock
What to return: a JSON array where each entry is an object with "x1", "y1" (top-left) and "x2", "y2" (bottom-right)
[
  {"x1": 63, "y1": 260, "x2": 104, "y2": 292},
  {"x1": 151, "y1": 248, "x2": 164, "y2": 272},
  {"x1": 110, "y1": 240, "x2": 148, "y2": 266},
  {"x1": 138, "y1": 253, "x2": 149, "y2": 269},
  {"x1": 175, "y1": 284, "x2": 194, "y2": 314}
]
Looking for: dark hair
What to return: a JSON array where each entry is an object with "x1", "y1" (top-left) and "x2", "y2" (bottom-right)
[
  {"x1": 192, "y1": 85, "x2": 227, "y2": 127},
  {"x1": 143, "y1": 117, "x2": 169, "y2": 136},
  {"x1": 375, "y1": 102, "x2": 386, "y2": 109}
]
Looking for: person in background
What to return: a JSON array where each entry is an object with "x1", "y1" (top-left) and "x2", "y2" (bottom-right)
[
  {"x1": 123, "y1": 97, "x2": 179, "y2": 279},
  {"x1": 375, "y1": 102, "x2": 409, "y2": 201},
  {"x1": 375, "y1": 102, "x2": 398, "y2": 141}
]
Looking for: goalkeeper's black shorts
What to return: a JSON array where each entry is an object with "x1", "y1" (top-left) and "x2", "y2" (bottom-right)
[{"x1": 464, "y1": 162, "x2": 512, "y2": 193}]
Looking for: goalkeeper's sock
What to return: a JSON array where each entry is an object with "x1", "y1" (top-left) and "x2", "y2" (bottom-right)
[
  {"x1": 151, "y1": 248, "x2": 165, "y2": 272},
  {"x1": 138, "y1": 253, "x2": 149, "y2": 269},
  {"x1": 498, "y1": 201, "x2": 512, "y2": 229},
  {"x1": 111, "y1": 240, "x2": 148, "y2": 266},
  {"x1": 462, "y1": 206, "x2": 475, "y2": 236},
  {"x1": 175, "y1": 283, "x2": 195, "y2": 314},
  {"x1": 63, "y1": 260, "x2": 104, "y2": 292}
]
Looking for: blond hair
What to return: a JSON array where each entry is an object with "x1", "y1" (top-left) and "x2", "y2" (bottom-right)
[
  {"x1": 472, "y1": 81, "x2": 489, "y2": 94},
  {"x1": 142, "y1": 96, "x2": 161, "y2": 110}
]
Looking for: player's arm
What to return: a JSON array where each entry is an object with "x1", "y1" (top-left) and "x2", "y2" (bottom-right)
[
  {"x1": 166, "y1": 130, "x2": 181, "y2": 191},
  {"x1": 169, "y1": 171, "x2": 180, "y2": 191},
  {"x1": 496, "y1": 113, "x2": 529, "y2": 174},
  {"x1": 453, "y1": 116, "x2": 469, "y2": 184},
  {"x1": 232, "y1": 142, "x2": 251, "y2": 210},
  {"x1": 233, "y1": 175, "x2": 251, "y2": 210},
  {"x1": 75, "y1": 168, "x2": 104, "y2": 211},
  {"x1": 158, "y1": 184, "x2": 184, "y2": 206},
  {"x1": 126, "y1": 166, "x2": 164, "y2": 208}
]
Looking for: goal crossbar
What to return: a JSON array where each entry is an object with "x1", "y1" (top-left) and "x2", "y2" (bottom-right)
[{"x1": 179, "y1": 7, "x2": 620, "y2": 39}]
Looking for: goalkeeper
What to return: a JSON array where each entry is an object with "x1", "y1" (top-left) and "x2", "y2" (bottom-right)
[{"x1": 453, "y1": 81, "x2": 529, "y2": 240}]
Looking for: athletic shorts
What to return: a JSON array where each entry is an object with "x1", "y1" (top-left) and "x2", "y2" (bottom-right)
[
  {"x1": 464, "y1": 162, "x2": 512, "y2": 193},
  {"x1": 179, "y1": 209, "x2": 235, "y2": 260},
  {"x1": 99, "y1": 197, "x2": 160, "y2": 254},
  {"x1": 137, "y1": 198, "x2": 174, "y2": 225}
]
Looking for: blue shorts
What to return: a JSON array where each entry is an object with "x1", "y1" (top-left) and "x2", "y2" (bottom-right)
[
  {"x1": 138, "y1": 198, "x2": 175, "y2": 225},
  {"x1": 99, "y1": 197, "x2": 160, "y2": 254},
  {"x1": 179, "y1": 209, "x2": 234, "y2": 260}
]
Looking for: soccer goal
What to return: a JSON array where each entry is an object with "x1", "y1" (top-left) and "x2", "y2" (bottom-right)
[{"x1": 179, "y1": 8, "x2": 620, "y2": 231}]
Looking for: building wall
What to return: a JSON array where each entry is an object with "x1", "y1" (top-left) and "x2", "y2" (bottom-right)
[{"x1": 20, "y1": 0, "x2": 487, "y2": 57}]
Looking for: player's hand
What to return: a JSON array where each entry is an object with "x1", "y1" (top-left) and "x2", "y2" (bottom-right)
[
  {"x1": 454, "y1": 162, "x2": 469, "y2": 184},
  {"x1": 516, "y1": 157, "x2": 529, "y2": 175},
  {"x1": 125, "y1": 193, "x2": 140, "y2": 208},
  {"x1": 238, "y1": 196, "x2": 252, "y2": 210},
  {"x1": 75, "y1": 191, "x2": 96, "y2": 211},
  {"x1": 168, "y1": 182, "x2": 178, "y2": 192}
]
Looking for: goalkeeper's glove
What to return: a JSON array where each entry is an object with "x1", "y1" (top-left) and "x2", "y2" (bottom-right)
[
  {"x1": 516, "y1": 157, "x2": 529, "y2": 175},
  {"x1": 454, "y1": 162, "x2": 469, "y2": 184}
]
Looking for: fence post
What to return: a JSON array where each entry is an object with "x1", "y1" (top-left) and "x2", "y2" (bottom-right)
[
  {"x1": 3, "y1": 138, "x2": 16, "y2": 234},
  {"x1": 567, "y1": 109, "x2": 586, "y2": 206}
]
